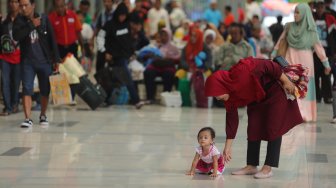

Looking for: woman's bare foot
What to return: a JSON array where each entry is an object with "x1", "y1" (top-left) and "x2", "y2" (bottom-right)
[
  {"x1": 254, "y1": 165, "x2": 273, "y2": 179},
  {"x1": 231, "y1": 165, "x2": 258, "y2": 175},
  {"x1": 260, "y1": 165, "x2": 272, "y2": 174}
]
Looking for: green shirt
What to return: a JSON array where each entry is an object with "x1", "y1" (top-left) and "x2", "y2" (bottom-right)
[
  {"x1": 214, "y1": 40, "x2": 254, "y2": 70},
  {"x1": 84, "y1": 14, "x2": 92, "y2": 25}
]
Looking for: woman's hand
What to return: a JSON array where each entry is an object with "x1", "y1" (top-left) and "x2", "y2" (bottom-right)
[
  {"x1": 223, "y1": 139, "x2": 233, "y2": 164},
  {"x1": 223, "y1": 146, "x2": 232, "y2": 164},
  {"x1": 325, "y1": 67, "x2": 331, "y2": 75},
  {"x1": 282, "y1": 79, "x2": 296, "y2": 95},
  {"x1": 105, "y1": 53, "x2": 112, "y2": 62},
  {"x1": 279, "y1": 73, "x2": 295, "y2": 95}
]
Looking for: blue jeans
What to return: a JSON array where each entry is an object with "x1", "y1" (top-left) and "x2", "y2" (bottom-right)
[
  {"x1": 1, "y1": 60, "x2": 21, "y2": 112},
  {"x1": 21, "y1": 61, "x2": 52, "y2": 97}
]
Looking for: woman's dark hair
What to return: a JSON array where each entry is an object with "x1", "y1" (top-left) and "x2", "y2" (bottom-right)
[
  {"x1": 19, "y1": 0, "x2": 35, "y2": 4},
  {"x1": 197, "y1": 127, "x2": 216, "y2": 139}
]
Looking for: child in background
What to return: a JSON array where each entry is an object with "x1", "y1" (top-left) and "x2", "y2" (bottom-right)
[{"x1": 186, "y1": 127, "x2": 225, "y2": 177}]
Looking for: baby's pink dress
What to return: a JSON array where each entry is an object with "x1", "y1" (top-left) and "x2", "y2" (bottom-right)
[{"x1": 195, "y1": 145, "x2": 225, "y2": 174}]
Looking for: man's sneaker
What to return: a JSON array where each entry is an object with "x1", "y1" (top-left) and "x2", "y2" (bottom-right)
[
  {"x1": 39, "y1": 115, "x2": 49, "y2": 126},
  {"x1": 21, "y1": 119, "x2": 33, "y2": 128}
]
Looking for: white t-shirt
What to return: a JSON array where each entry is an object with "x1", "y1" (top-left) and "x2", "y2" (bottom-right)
[
  {"x1": 148, "y1": 8, "x2": 171, "y2": 36},
  {"x1": 170, "y1": 8, "x2": 187, "y2": 28},
  {"x1": 195, "y1": 145, "x2": 220, "y2": 164},
  {"x1": 245, "y1": 2, "x2": 262, "y2": 23}
]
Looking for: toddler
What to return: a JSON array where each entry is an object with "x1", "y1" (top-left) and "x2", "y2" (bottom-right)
[{"x1": 186, "y1": 127, "x2": 225, "y2": 177}]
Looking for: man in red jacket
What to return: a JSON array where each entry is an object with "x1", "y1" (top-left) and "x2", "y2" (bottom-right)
[
  {"x1": 48, "y1": 0, "x2": 84, "y2": 59},
  {"x1": 48, "y1": 0, "x2": 85, "y2": 102}
]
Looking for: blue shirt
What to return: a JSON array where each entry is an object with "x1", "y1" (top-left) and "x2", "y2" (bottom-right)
[{"x1": 203, "y1": 8, "x2": 222, "y2": 27}]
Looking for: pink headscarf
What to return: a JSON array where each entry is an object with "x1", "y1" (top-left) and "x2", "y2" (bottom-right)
[{"x1": 159, "y1": 28, "x2": 180, "y2": 59}]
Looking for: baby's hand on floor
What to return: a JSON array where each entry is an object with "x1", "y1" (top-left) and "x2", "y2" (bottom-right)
[
  {"x1": 209, "y1": 173, "x2": 218, "y2": 177},
  {"x1": 186, "y1": 170, "x2": 195, "y2": 176}
]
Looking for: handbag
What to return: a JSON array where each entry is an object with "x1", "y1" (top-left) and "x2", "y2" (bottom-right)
[
  {"x1": 49, "y1": 73, "x2": 72, "y2": 105},
  {"x1": 62, "y1": 53, "x2": 86, "y2": 78},
  {"x1": 276, "y1": 24, "x2": 290, "y2": 57},
  {"x1": 277, "y1": 38, "x2": 288, "y2": 57},
  {"x1": 107, "y1": 86, "x2": 129, "y2": 105}
]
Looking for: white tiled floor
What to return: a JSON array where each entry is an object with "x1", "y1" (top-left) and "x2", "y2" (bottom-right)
[{"x1": 0, "y1": 102, "x2": 335, "y2": 188}]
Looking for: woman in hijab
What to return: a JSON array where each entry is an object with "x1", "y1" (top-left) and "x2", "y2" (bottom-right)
[
  {"x1": 175, "y1": 26, "x2": 213, "y2": 107},
  {"x1": 203, "y1": 29, "x2": 216, "y2": 65},
  {"x1": 203, "y1": 29, "x2": 217, "y2": 50},
  {"x1": 178, "y1": 26, "x2": 212, "y2": 73},
  {"x1": 207, "y1": 23, "x2": 225, "y2": 46},
  {"x1": 143, "y1": 28, "x2": 180, "y2": 103},
  {"x1": 205, "y1": 57, "x2": 303, "y2": 179},
  {"x1": 272, "y1": 3, "x2": 331, "y2": 122}
]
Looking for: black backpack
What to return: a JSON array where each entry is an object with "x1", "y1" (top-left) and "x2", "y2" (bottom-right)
[{"x1": 0, "y1": 34, "x2": 15, "y2": 54}]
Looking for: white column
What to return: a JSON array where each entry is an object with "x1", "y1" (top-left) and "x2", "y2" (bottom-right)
[
  {"x1": 1, "y1": 0, "x2": 7, "y2": 16},
  {"x1": 35, "y1": 0, "x2": 45, "y2": 13}
]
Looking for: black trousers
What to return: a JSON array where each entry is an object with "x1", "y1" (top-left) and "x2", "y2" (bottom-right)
[
  {"x1": 314, "y1": 52, "x2": 332, "y2": 101},
  {"x1": 58, "y1": 43, "x2": 78, "y2": 59},
  {"x1": 95, "y1": 51, "x2": 106, "y2": 73},
  {"x1": 247, "y1": 137, "x2": 282, "y2": 167},
  {"x1": 144, "y1": 69, "x2": 175, "y2": 101}
]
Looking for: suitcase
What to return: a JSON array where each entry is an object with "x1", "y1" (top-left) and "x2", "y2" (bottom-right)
[
  {"x1": 94, "y1": 67, "x2": 115, "y2": 94},
  {"x1": 76, "y1": 76, "x2": 107, "y2": 110},
  {"x1": 94, "y1": 66, "x2": 130, "y2": 94}
]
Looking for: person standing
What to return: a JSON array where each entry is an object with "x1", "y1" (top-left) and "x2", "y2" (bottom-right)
[
  {"x1": 269, "y1": 15, "x2": 284, "y2": 44},
  {"x1": 245, "y1": 0, "x2": 262, "y2": 24},
  {"x1": 147, "y1": 0, "x2": 170, "y2": 38},
  {"x1": 48, "y1": 0, "x2": 84, "y2": 60},
  {"x1": 324, "y1": 0, "x2": 336, "y2": 18},
  {"x1": 223, "y1": 6, "x2": 234, "y2": 27},
  {"x1": 169, "y1": 0, "x2": 186, "y2": 32},
  {"x1": 272, "y1": 3, "x2": 331, "y2": 122},
  {"x1": 13, "y1": 0, "x2": 61, "y2": 127},
  {"x1": 48, "y1": 0, "x2": 85, "y2": 102},
  {"x1": 104, "y1": 2, "x2": 144, "y2": 109},
  {"x1": 203, "y1": 0, "x2": 222, "y2": 28},
  {"x1": 94, "y1": 0, "x2": 114, "y2": 72},
  {"x1": 0, "y1": 0, "x2": 21, "y2": 116},
  {"x1": 78, "y1": 0, "x2": 92, "y2": 25},
  {"x1": 313, "y1": 1, "x2": 336, "y2": 104}
]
